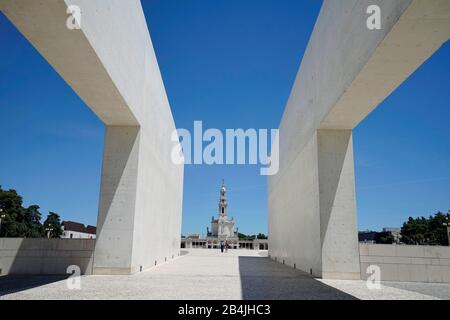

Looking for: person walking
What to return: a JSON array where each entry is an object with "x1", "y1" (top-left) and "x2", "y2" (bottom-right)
[
  {"x1": 220, "y1": 240, "x2": 224, "y2": 253},
  {"x1": 225, "y1": 240, "x2": 229, "y2": 253}
]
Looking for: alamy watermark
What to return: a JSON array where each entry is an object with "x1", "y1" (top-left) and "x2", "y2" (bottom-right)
[
  {"x1": 366, "y1": 265, "x2": 381, "y2": 290},
  {"x1": 63, "y1": 3, "x2": 382, "y2": 176},
  {"x1": 66, "y1": 4, "x2": 381, "y2": 31},
  {"x1": 367, "y1": 5, "x2": 381, "y2": 30},
  {"x1": 66, "y1": 5, "x2": 81, "y2": 30},
  {"x1": 171, "y1": 121, "x2": 279, "y2": 176},
  {"x1": 66, "y1": 265, "x2": 81, "y2": 290}
]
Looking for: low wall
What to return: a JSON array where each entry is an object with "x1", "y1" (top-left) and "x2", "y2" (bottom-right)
[
  {"x1": 2, "y1": 239, "x2": 449, "y2": 283},
  {"x1": 360, "y1": 244, "x2": 450, "y2": 284},
  {"x1": 0, "y1": 238, "x2": 95, "y2": 276}
]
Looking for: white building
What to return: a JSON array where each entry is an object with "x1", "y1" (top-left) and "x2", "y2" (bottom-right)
[
  {"x1": 208, "y1": 181, "x2": 238, "y2": 240},
  {"x1": 181, "y1": 182, "x2": 268, "y2": 250},
  {"x1": 61, "y1": 221, "x2": 96, "y2": 239},
  {"x1": 383, "y1": 227, "x2": 402, "y2": 244}
]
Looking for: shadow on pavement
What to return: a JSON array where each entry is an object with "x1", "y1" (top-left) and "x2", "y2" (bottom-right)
[
  {"x1": 381, "y1": 281, "x2": 450, "y2": 300},
  {"x1": 0, "y1": 275, "x2": 69, "y2": 297},
  {"x1": 238, "y1": 257, "x2": 357, "y2": 300}
]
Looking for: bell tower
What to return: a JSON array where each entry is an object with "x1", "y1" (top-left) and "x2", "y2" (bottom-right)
[
  {"x1": 219, "y1": 180, "x2": 228, "y2": 217},
  {"x1": 208, "y1": 180, "x2": 237, "y2": 241}
]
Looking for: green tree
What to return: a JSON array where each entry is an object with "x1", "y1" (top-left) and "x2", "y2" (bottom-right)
[
  {"x1": 238, "y1": 233, "x2": 257, "y2": 241},
  {"x1": 0, "y1": 187, "x2": 66, "y2": 238},
  {"x1": 429, "y1": 211, "x2": 449, "y2": 245},
  {"x1": 256, "y1": 233, "x2": 268, "y2": 240},
  {"x1": 23, "y1": 205, "x2": 44, "y2": 238},
  {"x1": 377, "y1": 233, "x2": 394, "y2": 244},
  {"x1": 43, "y1": 212, "x2": 63, "y2": 238},
  {"x1": 401, "y1": 211, "x2": 450, "y2": 246},
  {"x1": 0, "y1": 187, "x2": 24, "y2": 237}
]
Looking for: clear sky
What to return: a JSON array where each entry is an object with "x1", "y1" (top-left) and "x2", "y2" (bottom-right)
[{"x1": 0, "y1": 0, "x2": 449, "y2": 237}]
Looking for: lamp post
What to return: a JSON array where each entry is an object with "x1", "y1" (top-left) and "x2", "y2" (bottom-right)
[
  {"x1": 0, "y1": 209, "x2": 5, "y2": 236},
  {"x1": 443, "y1": 217, "x2": 450, "y2": 246},
  {"x1": 45, "y1": 224, "x2": 53, "y2": 239}
]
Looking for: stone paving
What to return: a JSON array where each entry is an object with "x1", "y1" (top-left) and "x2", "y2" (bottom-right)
[{"x1": 0, "y1": 249, "x2": 448, "y2": 300}]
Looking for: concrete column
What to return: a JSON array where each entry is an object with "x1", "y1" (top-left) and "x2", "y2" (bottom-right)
[
  {"x1": 94, "y1": 126, "x2": 140, "y2": 275},
  {"x1": 317, "y1": 130, "x2": 360, "y2": 280}
]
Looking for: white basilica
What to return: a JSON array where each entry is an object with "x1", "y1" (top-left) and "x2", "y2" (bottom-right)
[
  {"x1": 181, "y1": 181, "x2": 268, "y2": 250},
  {"x1": 207, "y1": 181, "x2": 239, "y2": 243}
]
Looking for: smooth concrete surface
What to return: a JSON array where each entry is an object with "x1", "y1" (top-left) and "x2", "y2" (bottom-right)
[
  {"x1": 318, "y1": 130, "x2": 360, "y2": 279},
  {"x1": 0, "y1": 0, "x2": 184, "y2": 274},
  {"x1": 269, "y1": 132, "x2": 321, "y2": 276},
  {"x1": 1, "y1": 249, "x2": 449, "y2": 300},
  {"x1": 269, "y1": 0, "x2": 450, "y2": 279},
  {"x1": 360, "y1": 244, "x2": 450, "y2": 283},
  {"x1": 94, "y1": 126, "x2": 140, "y2": 274},
  {"x1": 318, "y1": 279, "x2": 445, "y2": 300},
  {"x1": 0, "y1": 238, "x2": 94, "y2": 276}
]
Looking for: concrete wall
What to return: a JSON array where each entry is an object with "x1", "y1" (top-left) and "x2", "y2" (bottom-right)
[
  {"x1": 360, "y1": 244, "x2": 450, "y2": 284},
  {"x1": 0, "y1": 238, "x2": 94, "y2": 276},
  {"x1": 269, "y1": 132, "x2": 322, "y2": 275},
  {"x1": 269, "y1": 0, "x2": 450, "y2": 279},
  {"x1": 0, "y1": 0, "x2": 184, "y2": 274}
]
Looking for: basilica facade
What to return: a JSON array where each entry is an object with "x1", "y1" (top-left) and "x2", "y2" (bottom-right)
[
  {"x1": 181, "y1": 182, "x2": 269, "y2": 250},
  {"x1": 206, "y1": 181, "x2": 239, "y2": 247}
]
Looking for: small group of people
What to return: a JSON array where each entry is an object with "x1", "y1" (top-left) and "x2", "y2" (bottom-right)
[{"x1": 220, "y1": 240, "x2": 229, "y2": 253}]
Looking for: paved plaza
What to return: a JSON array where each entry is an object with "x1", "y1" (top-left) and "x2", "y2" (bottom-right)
[{"x1": 0, "y1": 249, "x2": 449, "y2": 300}]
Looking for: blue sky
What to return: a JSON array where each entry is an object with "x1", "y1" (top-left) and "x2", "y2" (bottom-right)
[{"x1": 0, "y1": 0, "x2": 449, "y2": 236}]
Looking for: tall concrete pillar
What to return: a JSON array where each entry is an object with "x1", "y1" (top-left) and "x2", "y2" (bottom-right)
[
  {"x1": 317, "y1": 130, "x2": 360, "y2": 279},
  {"x1": 94, "y1": 126, "x2": 140, "y2": 275},
  {"x1": 268, "y1": 130, "x2": 359, "y2": 278}
]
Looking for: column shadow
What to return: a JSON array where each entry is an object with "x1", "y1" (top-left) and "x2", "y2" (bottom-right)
[
  {"x1": 238, "y1": 257, "x2": 357, "y2": 300},
  {"x1": 0, "y1": 275, "x2": 69, "y2": 297}
]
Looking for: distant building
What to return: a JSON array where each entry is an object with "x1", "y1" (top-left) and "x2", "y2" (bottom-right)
[
  {"x1": 181, "y1": 181, "x2": 268, "y2": 250},
  {"x1": 206, "y1": 181, "x2": 239, "y2": 248},
  {"x1": 61, "y1": 221, "x2": 96, "y2": 239},
  {"x1": 358, "y1": 231, "x2": 377, "y2": 243},
  {"x1": 383, "y1": 227, "x2": 402, "y2": 243},
  {"x1": 358, "y1": 227, "x2": 402, "y2": 244}
]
